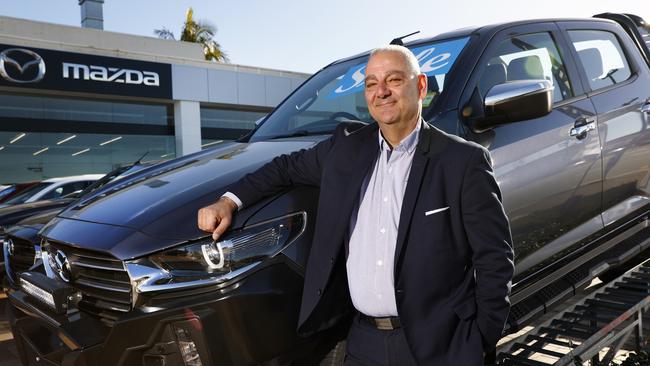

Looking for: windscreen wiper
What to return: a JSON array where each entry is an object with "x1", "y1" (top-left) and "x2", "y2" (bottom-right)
[{"x1": 268, "y1": 130, "x2": 332, "y2": 140}]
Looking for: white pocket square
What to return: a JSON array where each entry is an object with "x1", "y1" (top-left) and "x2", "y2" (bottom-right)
[{"x1": 425, "y1": 207, "x2": 449, "y2": 216}]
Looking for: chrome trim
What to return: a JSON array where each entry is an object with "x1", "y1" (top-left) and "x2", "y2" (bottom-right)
[
  {"x1": 75, "y1": 278, "x2": 131, "y2": 293},
  {"x1": 6, "y1": 238, "x2": 14, "y2": 256},
  {"x1": 33, "y1": 244, "x2": 41, "y2": 265},
  {"x1": 485, "y1": 79, "x2": 553, "y2": 108},
  {"x1": 71, "y1": 260, "x2": 125, "y2": 272},
  {"x1": 641, "y1": 103, "x2": 650, "y2": 114},
  {"x1": 3, "y1": 236, "x2": 12, "y2": 281},
  {"x1": 126, "y1": 260, "x2": 260, "y2": 294},
  {"x1": 570, "y1": 122, "x2": 596, "y2": 137},
  {"x1": 73, "y1": 252, "x2": 122, "y2": 263},
  {"x1": 41, "y1": 247, "x2": 56, "y2": 279}
]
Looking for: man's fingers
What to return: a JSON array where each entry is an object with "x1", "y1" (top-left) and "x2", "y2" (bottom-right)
[
  {"x1": 198, "y1": 199, "x2": 236, "y2": 240},
  {"x1": 212, "y1": 216, "x2": 231, "y2": 241},
  {"x1": 198, "y1": 208, "x2": 216, "y2": 232}
]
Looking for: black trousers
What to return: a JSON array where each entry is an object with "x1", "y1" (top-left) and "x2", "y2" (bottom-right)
[{"x1": 344, "y1": 314, "x2": 418, "y2": 366}]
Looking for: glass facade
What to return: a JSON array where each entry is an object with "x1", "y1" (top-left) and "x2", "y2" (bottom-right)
[
  {"x1": 0, "y1": 94, "x2": 172, "y2": 125},
  {"x1": 0, "y1": 93, "x2": 175, "y2": 183},
  {"x1": 200, "y1": 106, "x2": 270, "y2": 148},
  {"x1": 0, "y1": 131, "x2": 175, "y2": 183}
]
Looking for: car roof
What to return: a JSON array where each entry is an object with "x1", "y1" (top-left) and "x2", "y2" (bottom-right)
[
  {"x1": 41, "y1": 174, "x2": 104, "y2": 183},
  {"x1": 332, "y1": 17, "x2": 616, "y2": 65}
]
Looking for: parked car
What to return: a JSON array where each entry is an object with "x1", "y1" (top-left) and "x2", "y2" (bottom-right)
[
  {"x1": 0, "y1": 161, "x2": 157, "y2": 286},
  {"x1": 0, "y1": 174, "x2": 103, "y2": 208},
  {"x1": 4, "y1": 13, "x2": 650, "y2": 366},
  {"x1": 0, "y1": 182, "x2": 40, "y2": 204}
]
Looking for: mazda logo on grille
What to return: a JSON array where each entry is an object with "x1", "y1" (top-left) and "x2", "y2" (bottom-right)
[
  {"x1": 49, "y1": 249, "x2": 72, "y2": 282},
  {"x1": 0, "y1": 48, "x2": 46, "y2": 83}
]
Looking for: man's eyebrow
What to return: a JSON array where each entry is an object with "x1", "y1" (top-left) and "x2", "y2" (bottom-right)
[
  {"x1": 364, "y1": 70, "x2": 408, "y2": 81},
  {"x1": 385, "y1": 70, "x2": 408, "y2": 77}
]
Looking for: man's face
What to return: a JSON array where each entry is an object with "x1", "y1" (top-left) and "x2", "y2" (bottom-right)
[{"x1": 364, "y1": 51, "x2": 427, "y2": 127}]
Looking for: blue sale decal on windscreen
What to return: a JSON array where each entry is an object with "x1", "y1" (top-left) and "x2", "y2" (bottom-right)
[{"x1": 327, "y1": 36, "x2": 470, "y2": 99}]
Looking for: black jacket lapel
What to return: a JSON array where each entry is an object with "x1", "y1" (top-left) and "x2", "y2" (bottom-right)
[{"x1": 393, "y1": 122, "x2": 433, "y2": 276}]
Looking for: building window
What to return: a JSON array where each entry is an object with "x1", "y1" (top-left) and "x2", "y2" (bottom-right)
[
  {"x1": 0, "y1": 93, "x2": 175, "y2": 183},
  {"x1": 0, "y1": 131, "x2": 175, "y2": 183},
  {"x1": 200, "y1": 106, "x2": 271, "y2": 147},
  {"x1": 0, "y1": 93, "x2": 172, "y2": 126}
]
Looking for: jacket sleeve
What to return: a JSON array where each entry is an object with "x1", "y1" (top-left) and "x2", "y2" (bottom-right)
[
  {"x1": 460, "y1": 146, "x2": 514, "y2": 351},
  {"x1": 228, "y1": 132, "x2": 336, "y2": 208}
]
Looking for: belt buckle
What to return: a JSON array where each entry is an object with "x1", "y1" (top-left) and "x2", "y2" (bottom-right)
[{"x1": 374, "y1": 317, "x2": 395, "y2": 330}]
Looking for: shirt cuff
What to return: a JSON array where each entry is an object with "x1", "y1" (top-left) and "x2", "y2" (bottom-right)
[{"x1": 222, "y1": 192, "x2": 243, "y2": 211}]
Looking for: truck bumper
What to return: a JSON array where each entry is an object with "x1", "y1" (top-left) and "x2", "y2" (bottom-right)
[{"x1": 6, "y1": 264, "x2": 328, "y2": 366}]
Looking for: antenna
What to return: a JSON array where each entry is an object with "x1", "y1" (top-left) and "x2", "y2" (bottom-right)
[{"x1": 390, "y1": 31, "x2": 421, "y2": 46}]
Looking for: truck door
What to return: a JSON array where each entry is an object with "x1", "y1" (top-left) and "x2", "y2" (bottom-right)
[
  {"x1": 560, "y1": 21, "x2": 650, "y2": 230},
  {"x1": 459, "y1": 23, "x2": 603, "y2": 288}
]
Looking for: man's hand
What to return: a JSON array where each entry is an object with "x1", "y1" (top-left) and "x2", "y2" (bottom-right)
[{"x1": 198, "y1": 196, "x2": 238, "y2": 241}]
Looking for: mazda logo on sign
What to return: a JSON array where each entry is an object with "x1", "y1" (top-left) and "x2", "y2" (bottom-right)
[
  {"x1": 49, "y1": 249, "x2": 72, "y2": 282},
  {"x1": 0, "y1": 48, "x2": 46, "y2": 83}
]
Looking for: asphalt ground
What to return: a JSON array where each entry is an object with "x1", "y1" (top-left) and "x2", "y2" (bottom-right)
[{"x1": 0, "y1": 293, "x2": 20, "y2": 366}]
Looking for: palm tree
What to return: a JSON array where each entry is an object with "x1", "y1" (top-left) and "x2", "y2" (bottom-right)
[{"x1": 154, "y1": 8, "x2": 229, "y2": 63}]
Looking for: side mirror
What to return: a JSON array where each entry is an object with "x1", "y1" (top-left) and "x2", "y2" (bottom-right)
[{"x1": 466, "y1": 80, "x2": 553, "y2": 133}]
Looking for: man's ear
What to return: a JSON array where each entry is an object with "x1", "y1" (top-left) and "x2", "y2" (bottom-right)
[{"x1": 417, "y1": 74, "x2": 428, "y2": 99}]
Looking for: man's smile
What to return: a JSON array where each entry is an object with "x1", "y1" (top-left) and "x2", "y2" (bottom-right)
[{"x1": 376, "y1": 101, "x2": 396, "y2": 107}]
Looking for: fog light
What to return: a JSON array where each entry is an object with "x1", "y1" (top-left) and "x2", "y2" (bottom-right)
[
  {"x1": 173, "y1": 325, "x2": 203, "y2": 366},
  {"x1": 20, "y1": 277, "x2": 56, "y2": 309},
  {"x1": 19, "y1": 272, "x2": 79, "y2": 314}
]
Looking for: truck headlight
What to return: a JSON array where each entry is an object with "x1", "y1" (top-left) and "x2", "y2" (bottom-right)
[{"x1": 128, "y1": 212, "x2": 306, "y2": 294}]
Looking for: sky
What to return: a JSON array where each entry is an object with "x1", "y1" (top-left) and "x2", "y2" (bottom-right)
[{"x1": 1, "y1": 0, "x2": 649, "y2": 74}]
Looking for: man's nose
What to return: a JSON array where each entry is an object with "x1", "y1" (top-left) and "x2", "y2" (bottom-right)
[{"x1": 376, "y1": 80, "x2": 390, "y2": 98}]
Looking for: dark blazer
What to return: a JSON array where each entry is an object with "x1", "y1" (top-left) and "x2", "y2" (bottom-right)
[{"x1": 230, "y1": 121, "x2": 514, "y2": 365}]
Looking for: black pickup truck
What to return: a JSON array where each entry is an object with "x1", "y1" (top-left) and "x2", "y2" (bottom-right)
[{"x1": 4, "y1": 13, "x2": 650, "y2": 366}]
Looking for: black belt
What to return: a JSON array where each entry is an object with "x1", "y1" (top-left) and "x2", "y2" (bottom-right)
[{"x1": 359, "y1": 313, "x2": 401, "y2": 330}]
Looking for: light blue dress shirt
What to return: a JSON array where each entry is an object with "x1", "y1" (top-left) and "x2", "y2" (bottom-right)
[{"x1": 346, "y1": 122, "x2": 420, "y2": 317}]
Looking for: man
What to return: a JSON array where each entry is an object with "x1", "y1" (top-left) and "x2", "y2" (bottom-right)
[{"x1": 198, "y1": 45, "x2": 514, "y2": 365}]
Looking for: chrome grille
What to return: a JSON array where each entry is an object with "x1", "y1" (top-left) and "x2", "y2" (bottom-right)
[
  {"x1": 49, "y1": 243, "x2": 132, "y2": 326},
  {"x1": 6, "y1": 234, "x2": 36, "y2": 281}
]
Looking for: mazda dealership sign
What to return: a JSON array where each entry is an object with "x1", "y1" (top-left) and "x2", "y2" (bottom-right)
[{"x1": 0, "y1": 44, "x2": 171, "y2": 99}]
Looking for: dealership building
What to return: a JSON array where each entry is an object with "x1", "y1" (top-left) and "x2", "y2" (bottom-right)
[{"x1": 0, "y1": 12, "x2": 309, "y2": 183}]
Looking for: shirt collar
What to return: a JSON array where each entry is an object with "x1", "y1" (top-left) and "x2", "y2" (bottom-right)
[{"x1": 378, "y1": 120, "x2": 421, "y2": 154}]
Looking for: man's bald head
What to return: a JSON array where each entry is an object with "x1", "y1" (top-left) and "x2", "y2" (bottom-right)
[{"x1": 369, "y1": 45, "x2": 421, "y2": 77}]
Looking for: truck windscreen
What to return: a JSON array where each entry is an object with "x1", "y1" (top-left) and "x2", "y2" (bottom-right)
[{"x1": 250, "y1": 37, "x2": 470, "y2": 141}]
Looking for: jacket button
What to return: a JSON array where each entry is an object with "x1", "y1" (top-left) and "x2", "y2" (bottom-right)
[
  {"x1": 329, "y1": 257, "x2": 334, "y2": 264},
  {"x1": 317, "y1": 288, "x2": 322, "y2": 296}
]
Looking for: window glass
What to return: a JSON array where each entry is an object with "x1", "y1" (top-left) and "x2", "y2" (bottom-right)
[
  {"x1": 477, "y1": 32, "x2": 573, "y2": 103},
  {"x1": 0, "y1": 131, "x2": 175, "y2": 183},
  {"x1": 0, "y1": 186, "x2": 16, "y2": 199},
  {"x1": 3, "y1": 182, "x2": 52, "y2": 204},
  {"x1": 251, "y1": 37, "x2": 470, "y2": 141},
  {"x1": 200, "y1": 107, "x2": 270, "y2": 144},
  {"x1": 568, "y1": 30, "x2": 632, "y2": 90},
  {"x1": 41, "y1": 181, "x2": 89, "y2": 200},
  {"x1": 201, "y1": 108, "x2": 269, "y2": 130},
  {"x1": 0, "y1": 94, "x2": 172, "y2": 126}
]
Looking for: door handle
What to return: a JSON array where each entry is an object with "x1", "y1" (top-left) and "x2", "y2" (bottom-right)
[
  {"x1": 642, "y1": 103, "x2": 650, "y2": 114},
  {"x1": 570, "y1": 121, "x2": 596, "y2": 139}
]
